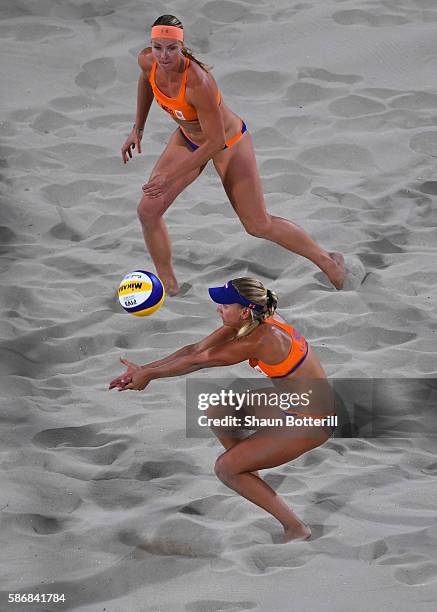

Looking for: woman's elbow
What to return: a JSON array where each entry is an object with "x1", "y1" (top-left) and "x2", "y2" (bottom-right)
[
  {"x1": 184, "y1": 343, "x2": 197, "y2": 355},
  {"x1": 198, "y1": 356, "x2": 229, "y2": 370},
  {"x1": 193, "y1": 351, "x2": 218, "y2": 369}
]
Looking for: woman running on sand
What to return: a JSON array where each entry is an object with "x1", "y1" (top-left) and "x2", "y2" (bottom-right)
[
  {"x1": 121, "y1": 14, "x2": 345, "y2": 296},
  {"x1": 109, "y1": 277, "x2": 336, "y2": 542}
]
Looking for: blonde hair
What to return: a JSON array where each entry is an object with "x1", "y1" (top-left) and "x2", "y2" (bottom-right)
[
  {"x1": 152, "y1": 15, "x2": 210, "y2": 72},
  {"x1": 231, "y1": 277, "x2": 278, "y2": 338}
]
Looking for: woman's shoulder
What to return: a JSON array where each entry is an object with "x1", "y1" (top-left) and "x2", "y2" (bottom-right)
[
  {"x1": 268, "y1": 312, "x2": 289, "y2": 325},
  {"x1": 137, "y1": 47, "x2": 153, "y2": 74},
  {"x1": 186, "y1": 57, "x2": 217, "y2": 91}
]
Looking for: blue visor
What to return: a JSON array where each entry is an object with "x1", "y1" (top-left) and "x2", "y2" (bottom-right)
[{"x1": 208, "y1": 281, "x2": 264, "y2": 312}]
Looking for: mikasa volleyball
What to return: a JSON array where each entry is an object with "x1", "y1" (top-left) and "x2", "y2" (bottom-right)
[{"x1": 118, "y1": 270, "x2": 165, "y2": 316}]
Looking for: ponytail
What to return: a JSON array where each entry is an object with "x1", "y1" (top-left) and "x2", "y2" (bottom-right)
[
  {"x1": 181, "y1": 46, "x2": 210, "y2": 72},
  {"x1": 230, "y1": 278, "x2": 278, "y2": 338},
  {"x1": 265, "y1": 289, "x2": 278, "y2": 319}
]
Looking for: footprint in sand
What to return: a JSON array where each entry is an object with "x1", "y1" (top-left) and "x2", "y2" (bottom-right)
[
  {"x1": 0, "y1": 471, "x2": 82, "y2": 514},
  {"x1": 260, "y1": 157, "x2": 313, "y2": 176},
  {"x1": 378, "y1": 552, "x2": 428, "y2": 567},
  {"x1": 50, "y1": 95, "x2": 104, "y2": 113},
  {"x1": 86, "y1": 112, "x2": 133, "y2": 130},
  {"x1": 394, "y1": 562, "x2": 437, "y2": 586},
  {"x1": 332, "y1": 9, "x2": 409, "y2": 27},
  {"x1": 298, "y1": 67, "x2": 362, "y2": 84},
  {"x1": 75, "y1": 57, "x2": 117, "y2": 90},
  {"x1": 284, "y1": 82, "x2": 347, "y2": 107},
  {"x1": 179, "y1": 494, "x2": 235, "y2": 520},
  {"x1": 46, "y1": 142, "x2": 107, "y2": 165},
  {"x1": 298, "y1": 143, "x2": 375, "y2": 172},
  {"x1": 88, "y1": 479, "x2": 146, "y2": 509},
  {"x1": 329, "y1": 95, "x2": 386, "y2": 118},
  {"x1": 134, "y1": 459, "x2": 200, "y2": 481},
  {"x1": 358, "y1": 87, "x2": 405, "y2": 99},
  {"x1": 0, "y1": 226, "x2": 16, "y2": 253},
  {"x1": 0, "y1": 4, "x2": 31, "y2": 18},
  {"x1": 41, "y1": 179, "x2": 114, "y2": 208},
  {"x1": 419, "y1": 181, "x2": 437, "y2": 195},
  {"x1": 263, "y1": 173, "x2": 311, "y2": 196},
  {"x1": 137, "y1": 516, "x2": 224, "y2": 558},
  {"x1": 49, "y1": 221, "x2": 83, "y2": 242},
  {"x1": 390, "y1": 92, "x2": 437, "y2": 110},
  {"x1": 1, "y1": 512, "x2": 74, "y2": 535},
  {"x1": 240, "y1": 544, "x2": 313, "y2": 574},
  {"x1": 337, "y1": 109, "x2": 434, "y2": 132},
  {"x1": 251, "y1": 127, "x2": 291, "y2": 149},
  {"x1": 87, "y1": 214, "x2": 122, "y2": 235},
  {"x1": 31, "y1": 110, "x2": 79, "y2": 133},
  {"x1": 220, "y1": 69, "x2": 286, "y2": 98},
  {"x1": 276, "y1": 114, "x2": 332, "y2": 137},
  {"x1": 0, "y1": 23, "x2": 73, "y2": 42},
  {"x1": 33, "y1": 424, "x2": 121, "y2": 449},
  {"x1": 272, "y1": 5, "x2": 313, "y2": 21},
  {"x1": 410, "y1": 131, "x2": 437, "y2": 156},
  {"x1": 201, "y1": 0, "x2": 267, "y2": 23},
  {"x1": 33, "y1": 425, "x2": 130, "y2": 465}
]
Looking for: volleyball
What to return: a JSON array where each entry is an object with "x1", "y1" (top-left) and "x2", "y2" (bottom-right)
[{"x1": 118, "y1": 270, "x2": 165, "y2": 316}]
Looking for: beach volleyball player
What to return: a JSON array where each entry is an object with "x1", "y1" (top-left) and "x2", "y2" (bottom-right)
[
  {"x1": 109, "y1": 277, "x2": 336, "y2": 542},
  {"x1": 121, "y1": 15, "x2": 345, "y2": 295}
]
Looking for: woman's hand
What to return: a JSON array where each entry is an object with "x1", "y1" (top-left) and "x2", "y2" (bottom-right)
[
  {"x1": 121, "y1": 128, "x2": 143, "y2": 164},
  {"x1": 142, "y1": 173, "x2": 169, "y2": 198},
  {"x1": 121, "y1": 369, "x2": 152, "y2": 391},
  {"x1": 109, "y1": 357, "x2": 142, "y2": 390}
]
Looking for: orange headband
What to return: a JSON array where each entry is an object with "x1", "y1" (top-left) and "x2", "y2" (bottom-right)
[{"x1": 151, "y1": 25, "x2": 184, "y2": 41}]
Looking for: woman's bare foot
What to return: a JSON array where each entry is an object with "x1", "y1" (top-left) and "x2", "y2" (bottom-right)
[
  {"x1": 283, "y1": 521, "x2": 312, "y2": 543},
  {"x1": 327, "y1": 251, "x2": 345, "y2": 290},
  {"x1": 161, "y1": 274, "x2": 179, "y2": 296}
]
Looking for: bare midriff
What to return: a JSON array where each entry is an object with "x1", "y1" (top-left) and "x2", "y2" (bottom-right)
[
  {"x1": 176, "y1": 101, "x2": 243, "y2": 146},
  {"x1": 148, "y1": 52, "x2": 243, "y2": 146}
]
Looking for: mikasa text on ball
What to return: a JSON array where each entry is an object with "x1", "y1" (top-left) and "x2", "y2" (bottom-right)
[{"x1": 118, "y1": 270, "x2": 165, "y2": 316}]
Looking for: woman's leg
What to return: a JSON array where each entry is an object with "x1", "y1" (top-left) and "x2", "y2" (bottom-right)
[
  {"x1": 206, "y1": 405, "x2": 262, "y2": 479},
  {"x1": 212, "y1": 132, "x2": 345, "y2": 289},
  {"x1": 214, "y1": 425, "x2": 331, "y2": 541},
  {"x1": 138, "y1": 129, "x2": 207, "y2": 295}
]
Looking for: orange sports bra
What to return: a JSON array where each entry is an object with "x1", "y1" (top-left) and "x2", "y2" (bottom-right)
[
  {"x1": 149, "y1": 57, "x2": 222, "y2": 122},
  {"x1": 249, "y1": 318, "x2": 309, "y2": 378}
]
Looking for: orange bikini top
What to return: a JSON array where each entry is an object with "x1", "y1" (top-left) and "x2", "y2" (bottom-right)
[
  {"x1": 149, "y1": 57, "x2": 221, "y2": 122},
  {"x1": 249, "y1": 318, "x2": 309, "y2": 378}
]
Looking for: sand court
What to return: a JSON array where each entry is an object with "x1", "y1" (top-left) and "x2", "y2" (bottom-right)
[{"x1": 1, "y1": 0, "x2": 437, "y2": 609}]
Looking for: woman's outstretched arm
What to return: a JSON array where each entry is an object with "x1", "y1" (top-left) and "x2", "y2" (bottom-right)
[
  {"x1": 109, "y1": 325, "x2": 236, "y2": 390},
  {"x1": 144, "y1": 325, "x2": 237, "y2": 367},
  {"x1": 119, "y1": 334, "x2": 257, "y2": 391}
]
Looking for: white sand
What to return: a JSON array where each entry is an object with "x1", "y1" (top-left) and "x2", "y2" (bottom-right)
[{"x1": 1, "y1": 0, "x2": 437, "y2": 610}]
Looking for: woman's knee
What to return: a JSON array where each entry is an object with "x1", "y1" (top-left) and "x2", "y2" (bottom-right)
[
  {"x1": 214, "y1": 454, "x2": 236, "y2": 483},
  {"x1": 205, "y1": 405, "x2": 216, "y2": 420},
  {"x1": 242, "y1": 214, "x2": 272, "y2": 238},
  {"x1": 137, "y1": 195, "x2": 166, "y2": 225}
]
